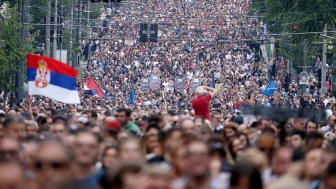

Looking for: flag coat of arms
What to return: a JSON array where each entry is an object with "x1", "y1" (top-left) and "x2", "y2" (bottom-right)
[{"x1": 27, "y1": 54, "x2": 80, "y2": 104}]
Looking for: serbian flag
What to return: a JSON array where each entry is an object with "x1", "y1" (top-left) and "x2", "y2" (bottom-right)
[
  {"x1": 86, "y1": 78, "x2": 105, "y2": 98},
  {"x1": 27, "y1": 54, "x2": 80, "y2": 104}
]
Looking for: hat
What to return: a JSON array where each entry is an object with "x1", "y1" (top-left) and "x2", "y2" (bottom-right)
[
  {"x1": 107, "y1": 120, "x2": 121, "y2": 133},
  {"x1": 78, "y1": 117, "x2": 88, "y2": 124}
]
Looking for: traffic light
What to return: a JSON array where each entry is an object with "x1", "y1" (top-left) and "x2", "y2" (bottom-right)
[{"x1": 293, "y1": 25, "x2": 298, "y2": 33}]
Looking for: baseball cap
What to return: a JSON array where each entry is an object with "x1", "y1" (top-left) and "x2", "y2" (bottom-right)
[
  {"x1": 107, "y1": 120, "x2": 121, "y2": 133},
  {"x1": 78, "y1": 117, "x2": 88, "y2": 124}
]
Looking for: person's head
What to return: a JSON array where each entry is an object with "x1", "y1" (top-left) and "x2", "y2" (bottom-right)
[
  {"x1": 0, "y1": 136, "x2": 20, "y2": 161},
  {"x1": 0, "y1": 160, "x2": 26, "y2": 189},
  {"x1": 33, "y1": 140, "x2": 73, "y2": 189},
  {"x1": 106, "y1": 120, "x2": 121, "y2": 139},
  {"x1": 117, "y1": 137, "x2": 143, "y2": 163},
  {"x1": 70, "y1": 108, "x2": 77, "y2": 115},
  {"x1": 257, "y1": 132, "x2": 276, "y2": 160},
  {"x1": 230, "y1": 158, "x2": 263, "y2": 189},
  {"x1": 73, "y1": 131, "x2": 100, "y2": 166},
  {"x1": 303, "y1": 148, "x2": 327, "y2": 181},
  {"x1": 144, "y1": 165, "x2": 173, "y2": 189},
  {"x1": 293, "y1": 118, "x2": 306, "y2": 130},
  {"x1": 180, "y1": 119, "x2": 196, "y2": 135},
  {"x1": 257, "y1": 118, "x2": 271, "y2": 131},
  {"x1": 4, "y1": 116, "x2": 25, "y2": 141},
  {"x1": 186, "y1": 139, "x2": 210, "y2": 177},
  {"x1": 236, "y1": 132, "x2": 250, "y2": 148},
  {"x1": 211, "y1": 112, "x2": 221, "y2": 126},
  {"x1": 305, "y1": 120, "x2": 318, "y2": 133},
  {"x1": 195, "y1": 86, "x2": 205, "y2": 96},
  {"x1": 143, "y1": 133, "x2": 160, "y2": 155},
  {"x1": 25, "y1": 120, "x2": 39, "y2": 136},
  {"x1": 223, "y1": 122, "x2": 238, "y2": 141},
  {"x1": 88, "y1": 110, "x2": 98, "y2": 121},
  {"x1": 101, "y1": 145, "x2": 118, "y2": 169},
  {"x1": 305, "y1": 131, "x2": 324, "y2": 151},
  {"x1": 171, "y1": 143, "x2": 188, "y2": 177},
  {"x1": 52, "y1": 123, "x2": 67, "y2": 139},
  {"x1": 107, "y1": 162, "x2": 145, "y2": 189},
  {"x1": 290, "y1": 130, "x2": 306, "y2": 149},
  {"x1": 323, "y1": 160, "x2": 336, "y2": 189},
  {"x1": 229, "y1": 136, "x2": 242, "y2": 160},
  {"x1": 328, "y1": 115, "x2": 336, "y2": 127},
  {"x1": 271, "y1": 147, "x2": 293, "y2": 177},
  {"x1": 194, "y1": 116, "x2": 205, "y2": 131},
  {"x1": 117, "y1": 108, "x2": 132, "y2": 127}
]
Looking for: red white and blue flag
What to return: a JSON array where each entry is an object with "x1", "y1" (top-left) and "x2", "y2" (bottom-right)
[{"x1": 27, "y1": 54, "x2": 80, "y2": 104}]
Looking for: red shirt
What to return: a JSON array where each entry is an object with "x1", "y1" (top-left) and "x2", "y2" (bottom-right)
[{"x1": 192, "y1": 94, "x2": 212, "y2": 120}]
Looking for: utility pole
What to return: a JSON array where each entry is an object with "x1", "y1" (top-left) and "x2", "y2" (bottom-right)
[
  {"x1": 321, "y1": 24, "x2": 327, "y2": 95},
  {"x1": 52, "y1": 0, "x2": 58, "y2": 59},
  {"x1": 70, "y1": 0, "x2": 74, "y2": 67},
  {"x1": 86, "y1": 0, "x2": 90, "y2": 47},
  {"x1": 16, "y1": 0, "x2": 25, "y2": 102},
  {"x1": 77, "y1": 0, "x2": 82, "y2": 66},
  {"x1": 45, "y1": 0, "x2": 51, "y2": 56},
  {"x1": 59, "y1": 0, "x2": 63, "y2": 62},
  {"x1": 302, "y1": 39, "x2": 307, "y2": 94}
]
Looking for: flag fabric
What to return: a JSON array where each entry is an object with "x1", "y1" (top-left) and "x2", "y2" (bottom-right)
[
  {"x1": 262, "y1": 80, "x2": 278, "y2": 97},
  {"x1": 86, "y1": 78, "x2": 105, "y2": 98},
  {"x1": 211, "y1": 72, "x2": 215, "y2": 88},
  {"x1": 128, "y1": 83, "x2": 136, "y2": 105},
  {"x1": 27, "y1": 54, "x2": 80, "y2": 104}
]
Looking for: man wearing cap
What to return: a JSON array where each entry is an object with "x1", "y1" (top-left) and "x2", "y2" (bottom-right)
[{"x1": 105, "y1": 120, "x2": 121, "y2": 139}]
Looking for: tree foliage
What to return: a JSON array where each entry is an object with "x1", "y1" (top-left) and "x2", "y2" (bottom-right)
[
  {"x1": 0, "y1": 3, "x2": 34, "y2": 93},
  {"x1": 264, "y1": 0, "x2": 336, "y2": 41}
]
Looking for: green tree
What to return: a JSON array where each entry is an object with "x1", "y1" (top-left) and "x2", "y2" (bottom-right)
[
  {"x1": 264, "y1": 0, "x2": 336, "y2": 42},
  {"x1": 0, "y1": 3, "x2": 34, "y2": 93}
]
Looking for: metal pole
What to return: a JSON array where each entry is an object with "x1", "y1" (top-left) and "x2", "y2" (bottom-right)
[
  {"x1": 45, "y1": 0, "x2": 51, "y2": 56},
  {"x1": 302, "y1": 39, "x2": 307, "y2": 94},
  {"x1": 16, "y1": 0, "x2": 25, "y2": 102},
  {"x1": 322, "y1": 24, "x2": 327, "y2": 95},
  {"x1": 78, "y1": 0, "x2": 82, "y2": 65},
  {"x1": 52, "y1": 0, "x2": 58, "y2": 59},
  {"x1": 59, "y1": 0, "x2": 63, "y2": 62},
  {"x1": 86, "y1": 0, "x2": 90, "y2": 46},
  {"x1": 70, "y1": 0, "x2": 73, "y2": 67}
]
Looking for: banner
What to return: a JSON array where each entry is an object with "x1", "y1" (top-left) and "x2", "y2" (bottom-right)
[
  {"x1": 191, "y1": 77, "x2": 202, "y2": 90},
  {"x1": 141, "y1": 77, "x2": 150, "y2": 91},
  {"x1": 150, "y1": 74, "x2": 161, "y2": 90},
  {"x1": 260, "y1": 44, "x2": 269, "y2": 65},
  {"x1": 175, "y1": 77, "x2": 185, "y2": 92}
]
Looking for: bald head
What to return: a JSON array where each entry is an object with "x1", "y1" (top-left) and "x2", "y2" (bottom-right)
[{"x1": 195, "y1": 86, "x2": 205, "y2": 96}]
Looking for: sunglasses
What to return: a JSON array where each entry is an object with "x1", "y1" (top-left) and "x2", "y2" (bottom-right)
[{"x1": 34, "y1": 161, "x2": 69, "y2": 170}]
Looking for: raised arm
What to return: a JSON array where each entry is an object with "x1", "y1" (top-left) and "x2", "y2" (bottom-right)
[{"x1": 203, "y1": 86, "x2": 218, "y2": 98}]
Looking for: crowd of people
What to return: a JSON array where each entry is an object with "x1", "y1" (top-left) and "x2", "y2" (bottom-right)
[{"x1": 1, "y1": 0, "x2": 336, "y2": 189}]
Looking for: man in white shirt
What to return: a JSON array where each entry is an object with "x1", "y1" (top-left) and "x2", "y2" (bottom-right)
[{"x1": 321, "y1": 115, "x2": 336, "y2": 133}]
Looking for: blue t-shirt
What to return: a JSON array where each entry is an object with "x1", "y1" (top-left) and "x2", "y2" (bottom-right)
[{"x1": 75, "y1": 170, "x2": 103, "y2": 189}]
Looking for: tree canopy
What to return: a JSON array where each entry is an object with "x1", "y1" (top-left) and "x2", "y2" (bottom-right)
[{"x1": 0, "y1": 3, "x2": 34, "y2": 93}]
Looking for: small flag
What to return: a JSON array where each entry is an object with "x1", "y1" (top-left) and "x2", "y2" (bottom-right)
[
  {"x1": 86, "y1": 78, "x2": 105, "y2": 98},
  {"x1": 27, "y1": 54, "x2": 80, "y2": 104},
  {"x1": 128, "y1": 83, "x2": 136, "y2": 105},
  {"x1": 262, "y1": 80, "x2": 278, "y2": 97},
  {"x1": 211, "y1": 72, "x2": 215, "y2": 88}
]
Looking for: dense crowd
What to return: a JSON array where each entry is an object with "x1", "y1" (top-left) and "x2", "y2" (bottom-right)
[{"x1": 1, "y1": 0, "x2": 336, "y2": 189}]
